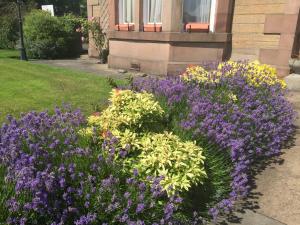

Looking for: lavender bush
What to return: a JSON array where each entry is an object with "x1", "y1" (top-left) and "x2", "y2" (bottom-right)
[
  {"x1": 0, "y1": 108, "x2": 181, "y2": 224},
  {"x1": 132, "y1": 63, "x2": 295, "y2": 220}
]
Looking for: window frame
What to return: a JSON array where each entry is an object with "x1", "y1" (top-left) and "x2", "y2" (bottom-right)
[{"x1": 182, "y1": 0, "x2": 217, "y2": 33}]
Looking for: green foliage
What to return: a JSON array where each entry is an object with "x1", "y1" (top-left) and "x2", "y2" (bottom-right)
[
  {"x1": 0, "y1": 16, "x2": 18, "y2": 49},
  {"x1": 81, "y1": 18, "x2": 108, "y2": 63},
  {"x1": 0, "y1": 166, "x2": 14, "y2": 223},
  {"x1": 182, "y1": 139, "x2": 232, "y2": 216},
  {"x1": 0, "y1": 0, "x2": 42, "y2": 50},
  {"x1": 24, "y1": 10, "x2": 82, "y2": 59},
  {"x1": 107, "y1": 77, "x2": 119, "y2": 89}
]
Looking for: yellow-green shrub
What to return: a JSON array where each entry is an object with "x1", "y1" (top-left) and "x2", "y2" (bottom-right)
[
  {"x1": 81, "y1": 89, "x2": 207, "y2": 194},
  {"x1": 136, "y1": 132, "x2": 206, "y2": 194},
  {"x1": 181, "y1": 61, "x2": 287, "y2": 89},
  {"x1": 85, "y1": 89, "x2": 164, "y2": 132}
]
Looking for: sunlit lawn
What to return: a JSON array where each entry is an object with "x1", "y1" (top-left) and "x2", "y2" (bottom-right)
[{"x1": 0, "y1": 50, "x2": 120, "y2": 122}]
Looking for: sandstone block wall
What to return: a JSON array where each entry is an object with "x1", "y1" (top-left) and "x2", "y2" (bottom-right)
[
  {"x1": 87, "y1": 0, "x2": 109, "y2": 58},
  {"x1": 231, "y1": 0, "x2": 300, "y2": 76}
]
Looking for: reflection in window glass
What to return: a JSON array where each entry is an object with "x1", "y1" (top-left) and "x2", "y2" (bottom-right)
[
  {"x1": 183, "y1": 0, "x2": 212, "y2": 23},
  {"x1": 119, "y1": 0, "x2": 134, "y2": 23},
  {"x1": 143, "y1": 0, "x2": 162, "y2": 23}
]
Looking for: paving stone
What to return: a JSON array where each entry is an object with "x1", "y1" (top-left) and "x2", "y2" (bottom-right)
[
  {"x1": 30, "y1": 56, "x2": 140, "y2": 79},
  {"x1": 253, "y1": 145, "x2": 300, "y2": 225},
  {"x1": 227, "y1": 86, "x2": 300, "y2": 224},
  {"x1": 285, "y1": 74, "x2": 300, "y2": 92},
  {"x1": 228, "y1": 210, "x2": 286, "y2": 225}
]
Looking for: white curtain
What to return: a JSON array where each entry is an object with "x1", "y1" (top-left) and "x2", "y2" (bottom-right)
[
  {"x1": 183, "y1": 0, "x2": 212, "y2": 23},
  {"x1": 119, "y1": 0, "x2": 134, "y2": 23},
  {"x1": 143, "y1": 0, "x2": 162, "y2": 23}
]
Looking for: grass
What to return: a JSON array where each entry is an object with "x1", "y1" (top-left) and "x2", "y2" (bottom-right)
[{"x1": 0, "y1": 49, "x2": 122, "y2": 122}]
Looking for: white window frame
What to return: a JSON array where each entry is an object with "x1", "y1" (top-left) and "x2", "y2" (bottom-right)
[
  {"x1": 119, "y1": 0, "x2": 134, "y2": 24},
  {"x1": 143, "y1": 0, "x2": 163, "y2": 24},
  {"x1": 209, "y1": 0, "x2": 217, "y2": 33},
  {"x1": 182, "y1": 0, "x2": 218, "y2": 33}
]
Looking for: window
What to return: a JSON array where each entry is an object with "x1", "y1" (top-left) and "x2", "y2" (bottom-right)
[
  {"x1": 183, "y1": 0, "x2": 216, "y2": 32},
  {"x1": 119, "y1": 0, "x2": 134, "y2": 24},
  {"x1": 143, "y1": 0, "x2": 163, "y2": 24}
]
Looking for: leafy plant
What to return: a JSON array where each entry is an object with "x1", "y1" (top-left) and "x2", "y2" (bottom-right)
[
  {"x1": 81, "y1": 17, "x2": 108, "y2": 63},
  {"x1": 182, "y1": 61, "x2": 286, "y2": 88},
  {"x1": 24, "y1": 10, "x2": 82, "y2": 59},
  {"x1": 84, "y1": 89, "x2": 165, "y2": 133},
  {"x1": 81, "y1": 89, "x2": 207, "y2": 194},
  {"x1": 137, "y1": 132, "x2": 206, "y2": 193},
  {"x1": 0, "y1": 16, "x2": 18, "y2": 49}
]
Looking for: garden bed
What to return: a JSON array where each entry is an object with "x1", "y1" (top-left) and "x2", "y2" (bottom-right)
[{"x1": 0, "y1": 61, "x2": 295, "y2": 224}]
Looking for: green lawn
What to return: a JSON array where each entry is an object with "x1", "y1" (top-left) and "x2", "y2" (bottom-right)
[{"x1": 0, "y1": 50, "x2": 119, "y2": 122}]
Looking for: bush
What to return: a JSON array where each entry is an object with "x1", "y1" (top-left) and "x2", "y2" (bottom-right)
[
  {"x1": 81, "y1": 89, "x2": 207, "y2": 194},
  {"x1": 0, "y1": 16, "x2": 18, "y2": 49},
  {"x1": 137, "y1": 132, "x2": 206, "y2": 193},
  {"x1": 24, "y1": 10, "x2": 82, "y2": 59},
  {"x1": 132, "y1": 61, "x2": 295, "y2": 220},
  {"x1": 0, "y1": 108, "x2": 181, "y2": 224}
]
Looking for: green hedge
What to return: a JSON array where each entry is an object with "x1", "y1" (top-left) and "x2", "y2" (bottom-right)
[
  {"x1": 0, "y1": 16, "x2": 18, "y2": 49},
  {"x1": 24, "y1": 10, "x2": 82, "y2": 59}
]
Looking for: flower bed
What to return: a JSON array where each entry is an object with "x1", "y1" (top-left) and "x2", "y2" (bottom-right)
[
  {"x1": 132, "y1": 61, "x2": 295, "y2": 219},
  {"x1": 0, "y1": 61, "x2": 295, "y2": 224},
  {"x1": 0, "y1": 108, "x2": 182, "y2": 224}
]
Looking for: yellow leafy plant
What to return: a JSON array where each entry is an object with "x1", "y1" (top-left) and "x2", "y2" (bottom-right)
[
  {"x1": 136, "y1": 132, "x2": 206, "y2": 194},
  {"x1": 80, "y1": 89, "x2": 165, "y2": 137},
  {"x1": 80, "y1": 89, "x2": 207, "y2": 194},
  {"x1": 181, "y1": 61, "x2": 287, "y2": 89}
]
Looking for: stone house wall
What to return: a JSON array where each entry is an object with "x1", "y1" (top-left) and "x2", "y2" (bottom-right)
[
  {"x1": 231, "y1": 0, "x2": 300, "y2": 76},
  {"x1": 87, "y1": 0, "x2": 109, "y2": 58},
  {"x1": 87, "y1": 0, "x2": 300, "y2": 76}
]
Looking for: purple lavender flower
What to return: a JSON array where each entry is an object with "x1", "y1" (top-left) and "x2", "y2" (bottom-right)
[
  {"x1": 0, "y1": 108, "x2": 181, "y2": 224},
  {"x1": 136, "y1": 203, "x2": 145, "y2": 213},
  {"x1": 132, "y1": 66, "x2": 295, "y2": 220}
]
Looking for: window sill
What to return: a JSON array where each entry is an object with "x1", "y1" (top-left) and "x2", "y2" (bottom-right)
[
  {"x1": 108, "y1": 31, "x2": 231, "y2": 43},
  {"x1": 143, "y1": 24, "x2": 162, "y2": 32},
  {"x1": 185, "y1": 23, "x2": 210, "y2": 33},
  {"x1": 115, "y1": 24, "x2": 135, "y2": 31}
]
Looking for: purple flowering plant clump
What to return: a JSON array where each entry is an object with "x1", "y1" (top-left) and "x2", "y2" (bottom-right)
[
  {"x1": 131, "y1": 62, "x2": 295, "y2": 220},
  {"x1": 0, "y1": 108, "x2": 182, "y2": 224}
]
